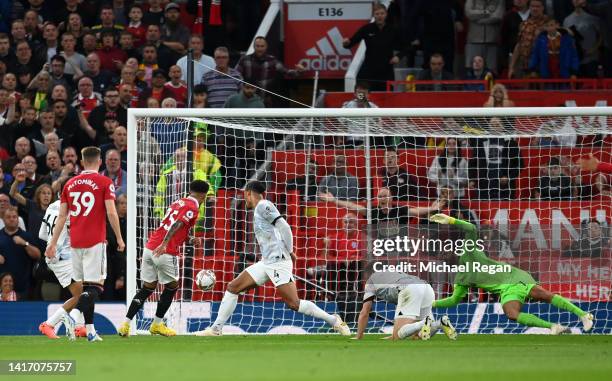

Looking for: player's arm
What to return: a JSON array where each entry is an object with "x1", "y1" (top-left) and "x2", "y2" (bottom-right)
[
  {"x1": 577, "y1": 153, "x2": 612, "y2": 174},
  {"x1": 430, "y1": 213, "x2": 478, "y2": 242},
  {"x1": 354, "y1": 299, "x2": 373, "y2": 340},
  {"x1": 318, "y1": 192, "x2": 366, "y2": 217},
  {"x1": 274, "y1": 217, "x2": 296, "y2": 262},
  {"x1": 432, "y1": 285, "x2": 469, "y2": 308},
  {"x1": 45, "y1": 202, "x2": 68, "y2": 259},
  {"x1": 152, "y1": 220, "x2": 185, "y2": 257},
  {"x1": 105, "y1": 199, "x2": 125, "y2": 252},
  {"x1": 407, "y1": 199, "x2": 446, "y2": 217}
]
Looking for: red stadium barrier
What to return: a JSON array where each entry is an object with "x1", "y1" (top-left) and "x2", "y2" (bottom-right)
[
  {"x1": 323, "y1": 90, "x2": 612, "y2": 108},
  {"x1": 385, "y1": 78, "x2": 602, "y2": 92}
]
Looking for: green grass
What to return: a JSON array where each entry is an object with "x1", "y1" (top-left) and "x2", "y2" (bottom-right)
[{"x1": 1, "y1": 335, "x2": 611, "y2": 381}]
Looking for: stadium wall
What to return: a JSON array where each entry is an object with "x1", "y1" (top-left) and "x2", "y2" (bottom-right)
[{"x1": 2, "y1": 302, "x2": 610, "y2": 335}]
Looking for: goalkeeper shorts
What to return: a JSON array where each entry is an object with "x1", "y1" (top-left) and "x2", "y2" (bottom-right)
[{"x1": 499, "y1": 282, "x2": 536, "y2": 306}]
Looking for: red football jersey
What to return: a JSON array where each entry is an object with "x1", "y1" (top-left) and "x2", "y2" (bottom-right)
[
  {"x1": 61, "y1": 170, "x2": 116, "y2": 248},
  {"x1": 146, "y1": 197, "x2": 200, "y2": 255}
]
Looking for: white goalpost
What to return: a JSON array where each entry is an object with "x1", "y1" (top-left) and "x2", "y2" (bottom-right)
[{"x1": 127, "y1": 107, "x2": 612, "y2": 335}]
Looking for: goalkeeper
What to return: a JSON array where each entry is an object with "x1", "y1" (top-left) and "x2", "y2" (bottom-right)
[{"x1": 429, "y1": 213, "x2": 594, "y2": 334}]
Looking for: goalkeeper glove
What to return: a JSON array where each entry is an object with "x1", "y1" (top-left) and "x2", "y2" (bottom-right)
[{"x1": 429, "y1": 213, "x2": 456, "y2": 225}]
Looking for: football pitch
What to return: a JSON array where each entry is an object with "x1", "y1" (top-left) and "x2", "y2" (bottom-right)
[{"x1": 1, "y1": 335, "x2": 611, "y2": 381}]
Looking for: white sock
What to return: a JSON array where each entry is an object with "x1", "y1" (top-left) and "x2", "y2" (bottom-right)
[
  {"x1": 85, "y1": 324, "x2": 96, "y2": 335},
  {"x1": 397, "y1": 320, "x2": 425, "y2": 339},
  {"x1": 153, "y1": 317, "x2": 163, "y2": 324},
  {"x1": 212, "y1": 291, "x2": 238, "y2": 330},
  {"x1": 70, "y1": 309, "x2": 84, "y2": 326},
  {"x1": 297, "y1": 300, "x2": 337, "y2": 326},
  {"x1": 46, "y1": 307, "x2": 66, "y2": 327}
]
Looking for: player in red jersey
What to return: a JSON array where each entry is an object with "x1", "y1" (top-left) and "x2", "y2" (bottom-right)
[
  {"x1": 44, "y1": 147, "x2": 125, "y2": 342},
  {"x1": 578, "y1": 153, "x2": 612, "y2": 174},
  {"x1": 118, "y1": 180, "x2": 210, "y2": 337}
]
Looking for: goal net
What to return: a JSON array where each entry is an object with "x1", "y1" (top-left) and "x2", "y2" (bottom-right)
[{"x1": 127, "y1": 107, "x2": 611, "y2": 335}]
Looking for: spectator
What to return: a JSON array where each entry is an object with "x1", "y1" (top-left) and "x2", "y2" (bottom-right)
[
  {"x1": 84, "y1": 87, "x2": 127, "y2": 146},
  {"x1": 483, "y1": 83, "x2": 515, "y2": 107},
  {"x1": 414, "y1": 0, "x2": 464, "y2": 70},
  {"x1": 41, "y1": 22, "x2": 59, "y2": 63},
  {"x1": 536, "y1": 119, "x2": 577, "y2": 147},
  {"x1": 469, "y1": 117, "x2": 522, "y2": 200},
  {"x1": 138, "y1": 69, "x2": 174, "y2": 107},
  {"x1": 535, "y1": 157, "x2": 573, "y2": 200},
  {"x1": 236, "y1": 36, "x2": 303, "y2": 105},
  {"x1": 464, "y1": 55, "x2": 495, "y2": 91},
  {"x1": 84, "y1": 53, "x2": 113, "y2": 94},
  {"x1": 81, "y1": 32, "x2": 98, "y2": 56},
  {"x1": 12, "y1": 107, "x2": 39, "y2": 145},
  {"x1": 3, "y1": 137, "x2": 33, "y2": 173},
  {"x1": 40, "y1": 150, "x2": 62, "y2": 183},
  {"x1": 529, "y1": 18, "x2": 579, "y2": 80},
  {"x1": 0, "y1": 89, "x2": 16, "y2": 129},
  {"x1": 138, "y1": 43, "x2": 160, "y2": 87},
  {"x1": 141, "y1": 24, "x2": 177, "y2": 72},
  {"x1": 63, "y1": 13, "x2": 87, "y2": 47},
  {"x1": 202, "y1": 47, "x2": 243, "y2": 108},
  {"x1": 29, "y1": 109, "x2": 59, "y2": 157},
  {"x1": 322, "y1": 212, "x2": 363, "y2": 297},
  {"x1": 59, "y1": 32, "x2": 86, "y2": 77},
  {"x1": 2, "y1": 73, "x2": 20, "y2": 100},
  {"x1": 53, "y1": 0, "x2": 84, "y2": 27},
  {"x1": 9, "y1": 40, "x2": 43, "y2": 78},
  {"x1": 509, "y1": 0, "x2": 549, "y2": 78},
  {"x1": 50, "y1": 98, "x2": 78, "y2": 143},
  {"x1": 126, "y1": 5, "x2": 147, "y2": 48},
  {"x1": 0, "y1": 33, "x2": 15, "y2": 67},
  {"x1": 71, "y1": 76, "x2": 102, "y2": 120},
  {"x1": 100, "y1": 126, "x2": 127, "y2": 170},
  {"x1": 101, "y1": 149, "x2": 127, "y2": 197},
  {"x1": 164, "y1": 65, "x2": 187, "y2": 107},
  {"x1": 286, "y1": 159, "x2": 319, "y2": 201},
  {"x1": 563, "y1": 0, "x2": 602, "y2": 78},
  {"x1": 428, "y1": 137, "x2": 469, "y2": 198},
  {"x1": 112, "y1": 0, "x2": 129, "y2": 28},
  {"x1": 0, "y1": 193, "x2": 26, "y2": 230},
  {"x1": 95, "y1": 29, "x2": 127, "y2": 75},
  {"x1": 50, "y1": 146, "x2": 80, "y2": 194},
  {"x1": 578, "y1": 0, "x2": 612, "y2": 76},
  {"x1": 48, "y1": 55, "x2": 74, "y2": 93},
  {"x1": 0, "y1": 206, "x2": 40, "y2": 298},
  {"x1": 320, "y1": 187, "x2": 443, "y2": 238},
  {"x1": 10, "y1": 177, "x2": 52, "y2": 248},
  {"x1": 0, "y1": 273, "x2": 18, "y2": 301},
  {"x1": 224, "y1": 81, "x2": 264, "y2": 108},
  {"x1": 416, "y1": 53, "x2": 455, "y2": 91},
  {"x1": 342, "y1": 3, "x2": 401, "y2": 91},
  {"x1": 91, "y1": 5, "x2": 124, "y2": 41},
  {"x1": 464, "y1": 0, "x2": 504, "y2": 73},
  {"x1": 192, "y1": 84, "x2": 208, "y2": 108},
  {"x1": 563, "y1": 220, "x2": 609, "y2": 258},
  {"x1": 317, "y1": 155, "x2": 360, "y2": 201},
  {"x1": 23, "y1": 10, "x2": 42, "y2": 44},
  {"x1": 161, "y1": 3, "x2": 190, "y2": 56},
  {"x1": 143, "y1": 0, "x2": 166, "y2": 26},
  {"x1": 20, "y1": 155, "x2": 46, "y2": 198},
  {"x1": 177, "y1": 35, "x2": 215, "y2": 86},
  {"x1": 154, "y1": 147, "x2": 189, "y2": 217},
  {"x1": 0, "y1": 167, "x2": 10, "y2": 196},
  {"x1": 379, "y1": 148, "x2": 424, "y2": 201}
]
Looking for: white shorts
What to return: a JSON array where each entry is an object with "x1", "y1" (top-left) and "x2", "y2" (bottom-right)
[
  {"x1": 395, "y1": 284, "x2": 435, "y2": 321},
  {"x1": 141, "y1": 248, "x2": 180, "y2": 285},
  {"x1": 246, "y1": 259, "x2": 294, "y2": 287},
  {"x1": 46, "y1": 258, "x2": 73, "y2": 288},
  {"x1": 72, "y1": 243, "x2": 107, "y2": 284}
]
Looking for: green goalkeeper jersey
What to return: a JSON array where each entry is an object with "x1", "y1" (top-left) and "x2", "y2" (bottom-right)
[{"x1": 434, "y1": 218, "x2": 536, "y2": 307}]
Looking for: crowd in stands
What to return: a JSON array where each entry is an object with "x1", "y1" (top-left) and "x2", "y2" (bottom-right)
[{"x1": 0, "y1": 1, "x2": 609, "y2": 303}]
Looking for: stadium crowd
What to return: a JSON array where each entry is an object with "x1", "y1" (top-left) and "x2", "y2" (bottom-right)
[{"x1": 0, "y1": 0, "x2": 610, "y2": 303}]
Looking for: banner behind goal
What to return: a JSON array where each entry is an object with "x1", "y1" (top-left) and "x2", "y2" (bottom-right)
[{"x1": 128, "y1": 107, "x2": 612, "y2": 335}]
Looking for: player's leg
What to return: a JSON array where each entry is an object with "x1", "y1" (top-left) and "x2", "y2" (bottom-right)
[
  {"x1": 272, "y1": 260, "x2": 350, "y2": 336},
  {"x1": 149, "y1": 253, "x2": 181, "y2": 336},
  {"x1": 393, "y1": 285, "x2": 431, "y2": 340},
  {"x1": 529, "y1": 285, "x2": 594, "y2": 332},
  {"x1": 80, "y1": 243, "x2": 107, "y2": 342},
  {"x1": 120, "y1": 249, "x2": 159, "y2": 337},
  {"x1": 197, "y1": 267, "x2": 260, "y2": 336},
  {"x1": 39, "y1": 259, "x2": 81, "y2": 339}
]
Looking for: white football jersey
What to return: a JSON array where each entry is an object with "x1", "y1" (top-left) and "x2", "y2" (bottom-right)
[
  {"x1": 253, "y1": 199, "x2": 288, "y2": 262},
  {"x1": 39, "y1": 200, "x2": 72, "y2": 260}
]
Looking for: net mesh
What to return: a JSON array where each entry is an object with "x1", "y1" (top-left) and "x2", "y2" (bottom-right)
[{"x1": 130, "y1": 110, "x2": 611, "y2": 335}]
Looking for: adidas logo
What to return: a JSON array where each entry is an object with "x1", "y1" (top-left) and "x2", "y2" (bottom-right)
[{"x1": 299, "y1": 27, "x2": 353, "y2": 71}]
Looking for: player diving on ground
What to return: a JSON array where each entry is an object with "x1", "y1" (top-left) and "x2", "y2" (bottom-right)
[
  {"x1": 429, "y1": 213, "x2": 594, "y2": 334},
  {"x1": 196, "y1": 180, "x2": 351, "y2": 336},
  {"x1": 355, "y1": 271, "x2": 457, "y2": 340}
]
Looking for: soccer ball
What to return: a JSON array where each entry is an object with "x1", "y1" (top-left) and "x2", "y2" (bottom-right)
[{"x1": 196, "y1": 269, "x2": 216, "y2": 291}]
